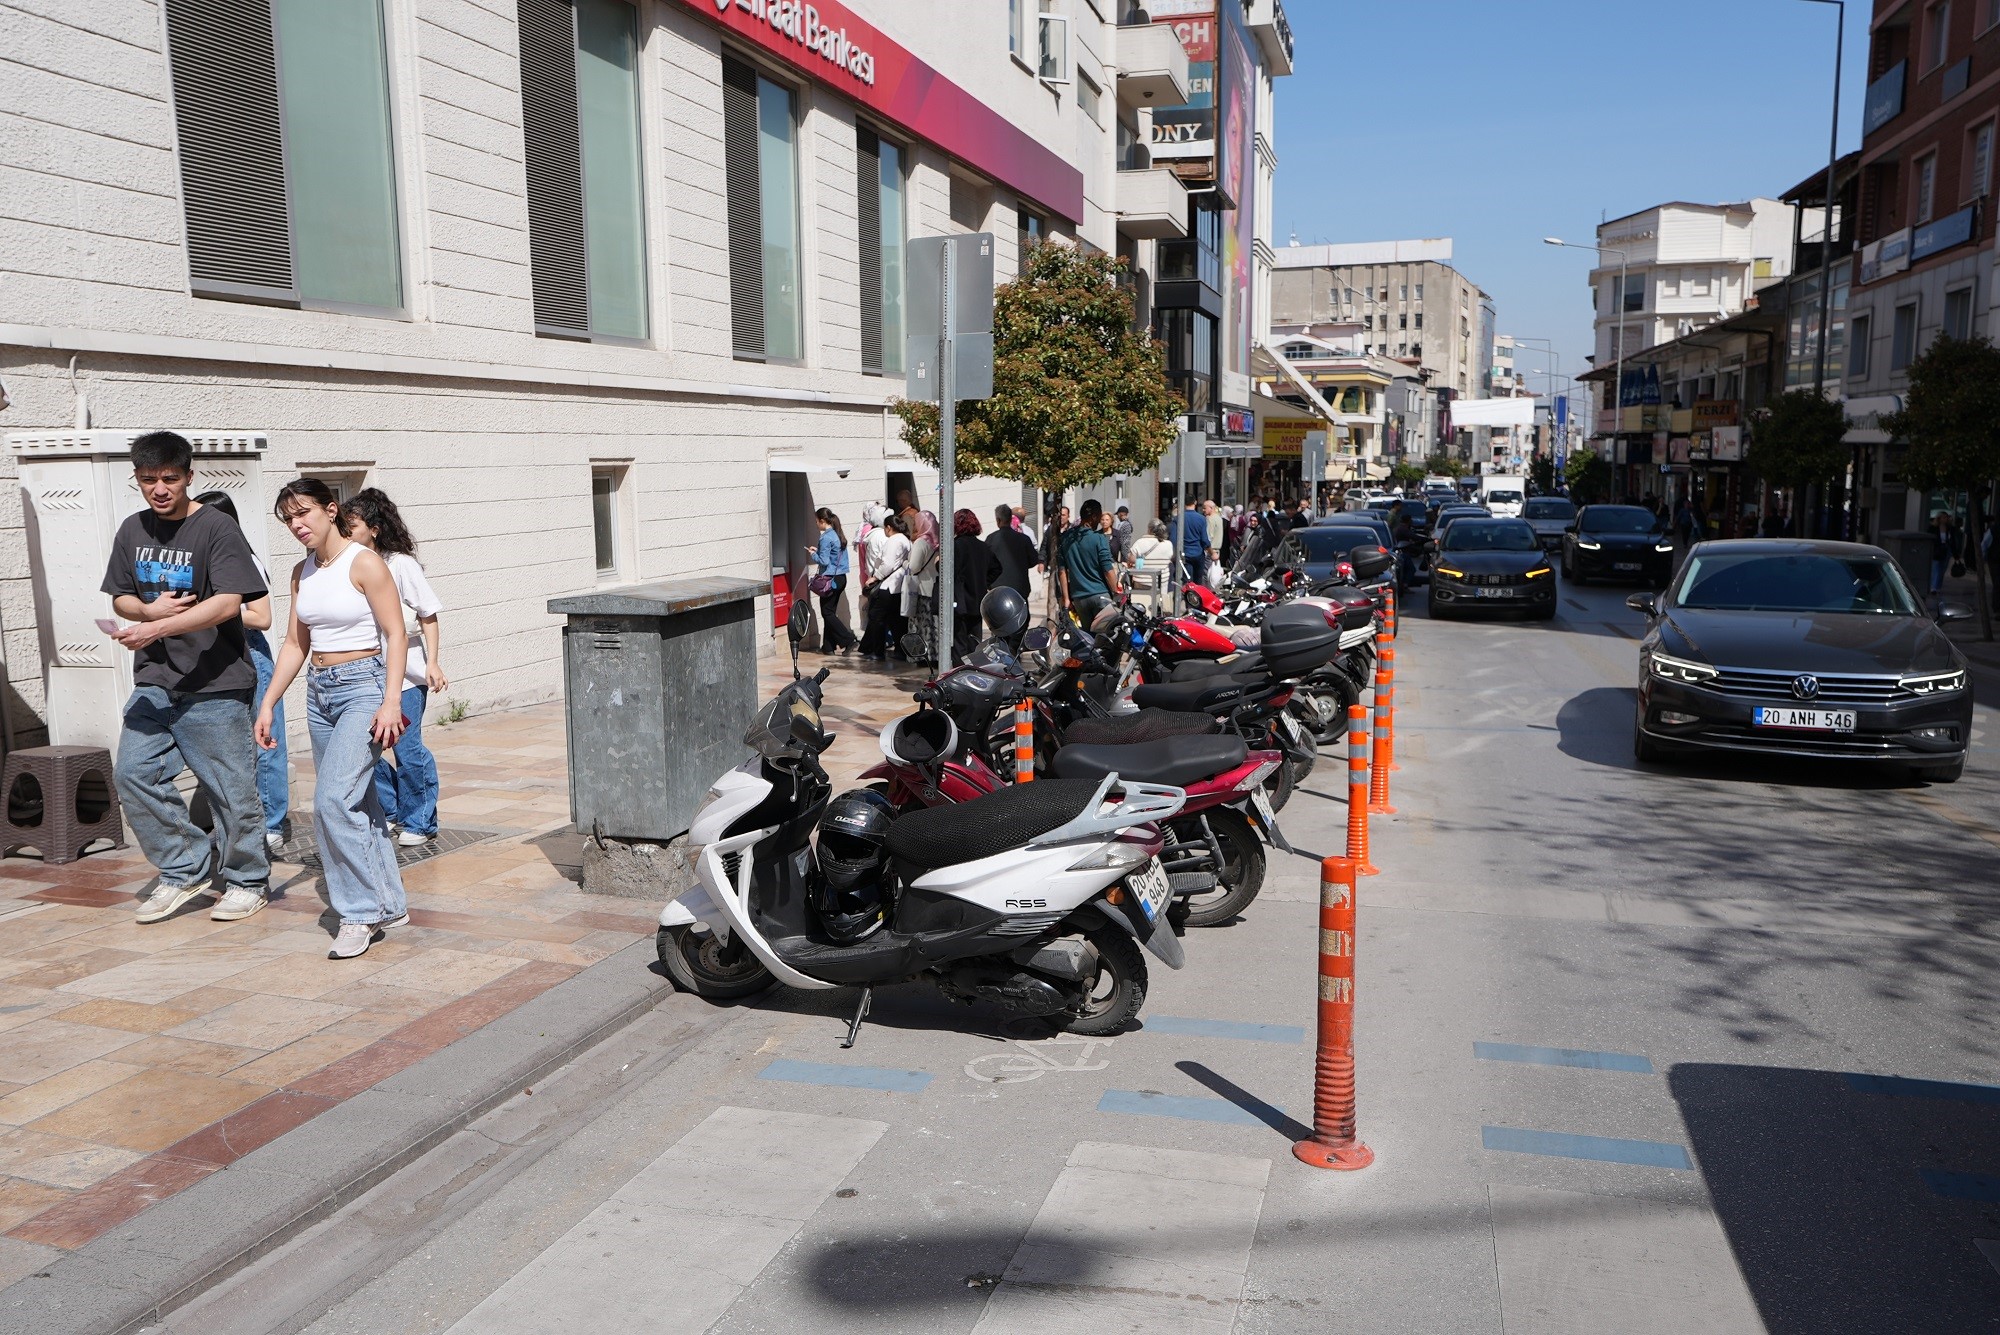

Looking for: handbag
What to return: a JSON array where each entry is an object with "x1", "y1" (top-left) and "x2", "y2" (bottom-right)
[
  {"x1": 1951, "y1": 559, "x2": 1968, "y2": 579},
  {"x1": 808, "y1": 574, "x2": 835, "y2": 596}
]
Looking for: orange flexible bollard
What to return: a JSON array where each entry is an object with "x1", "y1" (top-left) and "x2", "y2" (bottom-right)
[
  {"x1": 1383, "y1": 640, "x2": 1401, "y2": 773},
  {"x1": 1369, "y1": 643, "x2": 1396, "y2": 815},
  {"x1": 1014, "y1": 699, "x2": 1035, "y2": 783},
  {"x1": 1346, "y1": 703, "x2": 1377, "y2": 876},
  {"x1": 1385, "y1": 585, "x2": 1398, "y2": 638},
  {"x1": 1294, "y1": 855, "x2": 1374, "y2": 1171}
]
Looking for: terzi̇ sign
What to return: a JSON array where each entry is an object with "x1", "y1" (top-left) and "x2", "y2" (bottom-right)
[{"x1": 718, "y1": 0, "x2": 875, "y2": 84}]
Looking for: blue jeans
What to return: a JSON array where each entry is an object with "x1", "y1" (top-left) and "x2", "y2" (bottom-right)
[
  {"x1": 246, "y1": 630, "x2": 289, "y2": 835},
  {"x1": 114, "y1": 688, "x2": 269, "y2": 891},
  {"x1": 306, "y1": 656, "x2": 407, "y2": 926},
  {"x1": 373, "y1": 684, "x2": 437, "y2": 837}
]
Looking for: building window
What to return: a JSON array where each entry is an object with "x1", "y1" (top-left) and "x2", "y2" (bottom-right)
[
  {"x1": 1915, "y1": 150, "x2": 1938, "y2": 223},
  {"x1": 1969, "y1": 120, "x2": 1995, "y2": 199},
  {"x1": 1622, "y1": 274, "x2": 1644, "y2": 312},
  {"x1": 1363, "y1": 314, "x2": 1373, "y2": 330},
  {"x1": 1399, "y1": 284, "x2": 1408, "y2": 300},
  {"x1": 723, "y1": 55, "x2": 802, "y2": 362},
  {"x1": 1891, "y1": 300, "x2": 1919, "y2": 370},
  {"x1": 1983, "y1": 0, "x2": 2000, "y2": 31},
  {"x1": 1078, "y1": 70, "x2": 1102, "y2": 123},
  {"x1": 1414, "y1": 313, "x2": 1423, "y2": 329},
  {"x1": 1414, "y1": 283, "x2": 1424, "y2": 301},
  {"x1": 162, "y1": 0, "x2": 403, "y2": 311},
  {"x1": 1037, "y1": 3, "x2": 1070, "y2": 84},
  {"x1": 519, "y1": 0, "x2": 647, "y2": 340},
  {"x1": 1944, "y1": 284, "x2": 1975, "y2": 340},
  {"x1": 1398, "y1": 314, "x2": 1407, "y2": 329},
  {"x1": 1848, "y1": 312, "x2": 1871, "y2": 378},
  {"x1": 857, "y1": 126, "x2": 906, "y2": 375},
  {"x1": 1923, "y1": 0, "x2": 1952, "y2": 72},
  {"x1": 1009, "y1": 0, "x2": 1024, "y2": 57},
  {"x1": 591, "y1": 465, "x2": 631, "y2": 580}
]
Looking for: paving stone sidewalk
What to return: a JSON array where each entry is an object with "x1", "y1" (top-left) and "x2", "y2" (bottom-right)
[{"x1": 0, "y1": 650, "x2": 929, "y2": 1283}]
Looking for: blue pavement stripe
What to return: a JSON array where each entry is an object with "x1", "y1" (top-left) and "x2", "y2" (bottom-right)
[
  {"x1": 1481, "y1": 1125, "x2": 1693, "y2": 1170},
  {"x1": 1098, "y1": 1089, "x2": 1281, "y2": 1126},
  {"x1": 757, "y1": 1059, "x2": 931, "y2": 1093},
  {"x1": 1845, "y1": 1073, "x2": 2000, "y2": 1105},
  {"x1": 1148, "y1": 1016, "x2": 1306, "y2": 1044},
  {"x1": 1475, "y1": 1042, "x2": 1654, "y2": 1074},
  {"x1": 1923, "y1": 1169, "x2": 2000, "y2": 1203}
]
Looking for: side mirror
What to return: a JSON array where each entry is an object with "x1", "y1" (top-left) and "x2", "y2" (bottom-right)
[
  {"x1": 1626, "y1": 592, "x2": 1659, "y2": 617},
  {"x1": 1021, "y1": 626, "x2": 1053, "y2": 651},
  {"x1": 1936, "y1": 599, "x2": 1975, "y2": 623}
]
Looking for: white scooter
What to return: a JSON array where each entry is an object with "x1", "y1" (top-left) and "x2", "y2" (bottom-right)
[{"x1": 656, "y1": 610, "x2": 1189, "y2": 1046}]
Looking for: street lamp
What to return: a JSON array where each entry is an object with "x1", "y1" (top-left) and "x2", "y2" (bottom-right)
[
  {"x1": 1545, "y1": 237, "x2": 1630, "y2": 443},
  {"x1": 1799, "y1": 0, "x2": 1845, "y2": 393}
]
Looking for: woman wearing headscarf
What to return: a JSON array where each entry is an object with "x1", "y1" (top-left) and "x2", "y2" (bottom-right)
[
  {"x1": 900, "y1": 508, "x2": 940, "y2": 663},
  {"x1": 950, "y1": 508, "x2": 1002, "y2": 663}
]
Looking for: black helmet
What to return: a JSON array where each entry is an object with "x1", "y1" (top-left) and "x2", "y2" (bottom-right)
[
  {"x1": 815, "y1": 789, "x2": 895, "y2": 941},
  {"x1": 981, "y1": 585, "x2": 1029, "y2": 639}
]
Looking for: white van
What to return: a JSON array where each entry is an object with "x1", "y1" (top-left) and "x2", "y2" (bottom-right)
[{"x1": 1479, "y1": 475, "x2": 1527, "y2": 517}]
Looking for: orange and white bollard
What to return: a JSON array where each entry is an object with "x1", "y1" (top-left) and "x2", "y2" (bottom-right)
[
  {"x1": 1369, "y1": 642, "x2": 1396, "y2": 814},
  {"x1": 1294, "y1": 855, "x2": 1373, "y2": 1171},
  {"x1": 1383, "y1": 640, "x2": 1401, "y2": 773},
  {"x1": 1384, "y1": 585, "x2": 1398, "y2": 638},
  {"x1": 1014, "y1": 699, "x2": 1035, "y2": 783},
  {"x1": 1346, "y1": 702, "x2": 1377, "y2": 876}
]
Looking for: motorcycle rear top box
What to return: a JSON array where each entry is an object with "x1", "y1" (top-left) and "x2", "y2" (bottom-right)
[{"x1": 1259, "y1": 603, "x2": 1344, "y2": 677}]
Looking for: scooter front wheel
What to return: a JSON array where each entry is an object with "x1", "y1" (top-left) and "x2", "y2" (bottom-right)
[
  {"x1": 657, "y1": 925, "x2": 773, "y2": 1000},
  {"x1": 1057, "y1": 927, "x2": 1148, "y2": 1037},
  {"x1": 1179, "y1": 808, "x2": 1265, "y2": 928}
]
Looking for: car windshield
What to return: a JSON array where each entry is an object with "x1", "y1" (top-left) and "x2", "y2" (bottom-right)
[
  {"x1": 1486, "y1": 489, "x2": 1524, "y2": 503},
  {"x1": 1674, "y1": 551, "x2": 1920, "y2": 615},
  {"x1": 1442, "y1": 521, "x2": 1539, "y2": 553},
  {"x1": 1581, "y1": 507, "x2": 1659, "y2": 535},
  {"x1": 1293, "y1": 529, "x2": 1381, "y2": 559},
  {"x1": 1523, "y1": 499, "x2": 1576, "y2": 520}
]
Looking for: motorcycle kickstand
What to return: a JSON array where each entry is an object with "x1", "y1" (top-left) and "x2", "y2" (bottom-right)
[{"x1": 840, "y1": 986, "x2": 872, "y2": 1049}]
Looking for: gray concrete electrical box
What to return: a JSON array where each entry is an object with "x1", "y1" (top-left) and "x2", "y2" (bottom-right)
[{"x1": 548, "y1": 576, "x2": 764, "y2": 844}]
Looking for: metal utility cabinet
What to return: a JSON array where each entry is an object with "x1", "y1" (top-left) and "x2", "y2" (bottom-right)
[{"x1": 548, "y1": 577, "x2": 764, "y2": 844}]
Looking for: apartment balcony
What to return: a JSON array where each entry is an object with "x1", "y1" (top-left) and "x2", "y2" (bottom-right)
[
  {"x1": 1115, "y1": 21, "x2": 1190, "y2": 109},
  {"x1": 1245, "y1": 0, "x2": 1294, "y2": 77},
  {"x1": 1115, "y1": 166, "x2": 1190, "y2": 240}
]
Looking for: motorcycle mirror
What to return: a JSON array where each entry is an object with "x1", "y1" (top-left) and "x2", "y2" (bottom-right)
[
  {"x1": 786, "y1": 598, "x2": 810, "y2": 678},
  {"x1": 1021, "y1": 627, "x2": 1053, "y2": 652}
]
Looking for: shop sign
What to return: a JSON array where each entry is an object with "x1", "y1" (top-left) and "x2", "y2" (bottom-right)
[
  {"x1": 1669, "y1": 438, "x2": 1692, "y2": 465},
  {"x1": 1150, "y1": 3, "x2": 1216, "y2": 162},
  {"x1": 1692, "y1": 399, "x2": 1739, "y2": 429},
  {"x1": 1651, "y1": 434, "x2": 1668, "y2": 465},
  {"x1": 1863, "y1": 59, "x2": 1905, "y2": 137},
  {"x1": 1260, "y1": 419, "x2": 1309, "y2": 458},
  {"x1": 1859, "y1": 227, "x2": 1911, "y2": 284},
  {"x1": 1911, "y1": 204, "x2": 1978, "y2": 262},
  {"x1": 1221, "y1": 407, "x2": 1256, "y2": 439},
  {"x1": 677, "y1": 0, "x2": 1083, "y2": 221},
  {"x1": 1688, "y1": 437, "x2": 1711, "y2": 461},
  {"x1": 1711, "y1": 425, "x2": 1743, "y2": 461}
]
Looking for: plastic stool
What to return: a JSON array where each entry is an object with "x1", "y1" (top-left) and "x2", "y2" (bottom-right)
[{"x1": 1, "y1": 746, "x2": 126, "y2": 865}]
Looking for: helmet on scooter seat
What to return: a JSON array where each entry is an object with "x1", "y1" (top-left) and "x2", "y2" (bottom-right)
[
  {"x1": 815, "y1": 788, "x2": 895, "y2": 941},
  {"x1": 981, "y1": 586, "x2": 1029, "y2": 639},
  {"x1": 880, "y1": 709, "x2": 958, "y2": 766}
]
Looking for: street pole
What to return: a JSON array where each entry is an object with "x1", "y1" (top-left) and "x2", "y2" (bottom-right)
[
  {"x1": 1803, "y1": 0, "x2": 1844, "y2": 394},
  {"x1": 936, "y1": 239, "x2": 956, "y2": 669}
]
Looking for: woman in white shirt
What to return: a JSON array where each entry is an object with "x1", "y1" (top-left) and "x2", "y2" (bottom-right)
[
  {"x1": 343, "y1": 489, "x2": 447, "y2": 848},
  {"x1": 859, "y1": 512, "x2": 911, "y2": 659}
]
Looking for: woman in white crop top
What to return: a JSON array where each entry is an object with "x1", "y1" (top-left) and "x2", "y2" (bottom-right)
[{"x1": 254, "y1": 478, "x2": 411, "y2": 960}]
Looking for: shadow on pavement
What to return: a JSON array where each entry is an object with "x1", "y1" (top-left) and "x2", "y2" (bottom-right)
[
  {"x1": 1176, "y1": 1059, "x2": 1314, "y2": 1140},
  {"x1": 1671, "y1": 1060, "x2": 2000, "y2": 1334}
]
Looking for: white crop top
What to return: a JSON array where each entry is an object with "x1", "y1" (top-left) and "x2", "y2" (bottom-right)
[{"x1": 295, "y1": 543, "x2": 380, "y2": 652}]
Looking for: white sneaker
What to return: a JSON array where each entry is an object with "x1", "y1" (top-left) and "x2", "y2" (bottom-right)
[
  {"x1": 328, "y1": 922, "x2": 384, "y2": 960},
  {"x1": 135, "y1": 881, "x2": 212, "y2": 924},
  {"x1": 396, "y1": 830, "x2": 432, "y2": 848},
  {"x1": 376, "y1": 911, "x2": 410, "y2": 931},
  {"x1": 210, "y1": 887, "x2": 268, "y2": 922},
  {"x1": 265, "y1": 831, "x2": 285, "y2": 854}
]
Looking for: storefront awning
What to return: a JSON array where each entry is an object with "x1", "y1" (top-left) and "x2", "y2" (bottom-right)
[
  {"x1": 768, "y1": 455, "x2": 851, "y2": 476},
  {"x1": 1252, "y1": 339, "x2": 1340, "y2": 424}
]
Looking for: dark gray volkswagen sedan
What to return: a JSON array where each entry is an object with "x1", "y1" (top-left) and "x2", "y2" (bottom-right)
[{"x1": 1629, "y1": 540, "x2": 1974, "y2": 782}]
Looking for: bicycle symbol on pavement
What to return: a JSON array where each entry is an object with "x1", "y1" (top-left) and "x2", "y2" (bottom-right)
[{"x1": 963, "y1": 1035, "x2": 1114, "y2": 1085}]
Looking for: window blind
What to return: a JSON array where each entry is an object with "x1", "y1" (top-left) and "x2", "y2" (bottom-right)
[
  {"x1": 520, "y1": 0, "x2": 590, "y2": 333},
  {"x1": 723, "y1": 55, "x2": 765, "y2": 358},
  {"x1": 857, "y1": 127, "x2": 883, "y2": 372}
]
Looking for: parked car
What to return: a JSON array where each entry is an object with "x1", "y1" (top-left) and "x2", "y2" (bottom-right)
[
  {"x1": 1629, "y1": 540, "x2": 1973, "y2": 782},
  {"x1": 1276, "y1": 524, "x2": 1395, "y2": 587},
  {"x1": 1522, "y1": 497, "x2": 1578, "y2": 552},
  {"x1": 1430, "y1": 505, "x2": 1491, "y2": 548},
  {"x1": 1562, "y1": 505, "x2": 1673, "y2": 587},
  {"x1": 1428, "y1": 519, "x2": 1558, "y2": 620}
]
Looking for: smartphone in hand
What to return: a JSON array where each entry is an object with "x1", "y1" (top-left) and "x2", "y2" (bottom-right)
[{"x1": 95, "y1": 618, "x2": 118, "y2": 635}]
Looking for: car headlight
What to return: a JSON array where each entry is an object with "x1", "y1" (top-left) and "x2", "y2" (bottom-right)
[
  {"x1": 1654, "y1": 542, "x2": 1675, "y2": 553},
  {"x1": 1525, "y1": 567, "x2": 1552, "y2": 578},
  {"x1": 1576, "y1": 538, "x2": 1602, "y2": 550},
  {"x1": 1900, "y1": 668, "x2": 1967, "y2": 695},
  {"x1": 1646, "y1": 651, "x2": 1717, "y2": 685},
  {"x1": 1434, "y1": 565, "x2": 1466, "y2": 579}
]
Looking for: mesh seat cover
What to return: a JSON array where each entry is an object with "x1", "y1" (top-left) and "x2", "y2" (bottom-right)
[
  {"x1": 1060, "y1": 710, "x2": 1219, "y2": 746},
  {"x1": 1130, "y1": 674, "x2": 1261, "y2": 713},
  {"x1": 885, "y1": 778, "x2": 1104, "y2": 873},
  {"x1": 1050, "y1": 734, "x2": 1249, "y2": 787},
  {"x1": 1170, "y1": 652, "x2": 1264, "y2": 681}
]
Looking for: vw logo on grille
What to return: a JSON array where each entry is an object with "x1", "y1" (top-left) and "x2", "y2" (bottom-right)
[{"x1": 1791, "y1": 674, "x2": 1821, "y2": 700}]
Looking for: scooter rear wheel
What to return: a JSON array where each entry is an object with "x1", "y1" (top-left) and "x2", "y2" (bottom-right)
[
  {"x1": 1179, "y1": 807, "x2": 1265, "y2": 928},
  {"x1": 1058, "y1": 927, "x2": 1148, "y2": 1037},
  {"x1": 658, "y1": 925, "x2": 773, "y2": 1000}
]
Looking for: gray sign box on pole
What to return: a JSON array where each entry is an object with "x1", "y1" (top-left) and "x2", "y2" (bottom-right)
[{"x1": 904, "y1": 233, "x2": 997, "y2": 403}]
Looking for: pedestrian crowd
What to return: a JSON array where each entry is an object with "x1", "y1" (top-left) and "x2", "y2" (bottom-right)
[{"x1": 104, "y1": 432, "x2": 448, "y2": 960}]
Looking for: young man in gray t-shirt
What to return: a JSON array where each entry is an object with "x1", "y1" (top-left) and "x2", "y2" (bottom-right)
[{"x1": 100, "y1": 432, "x2": 272, "y2": 925}]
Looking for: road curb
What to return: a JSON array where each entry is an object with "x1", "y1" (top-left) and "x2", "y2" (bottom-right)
[{"x1": 0, "y1": 939, "x2": 674, "y2": 1335}]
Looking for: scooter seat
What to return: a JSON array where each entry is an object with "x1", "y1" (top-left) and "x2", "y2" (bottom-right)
[
  {"x1": 1130, "y1": 674, "x2": 1263, "y2": 713},
  {"x1": 1050, "y1": 734, "x2": 1249, "y2": 788},
  {"x1": 886, "y1": 778, "x2": 1106, "y2": 875},
  {"x1": 1060, "y1": 709, "x2": 1219, "y2": 746},
  {"x1": 1169, "y1": 651, "x2": 1264, "y2": 682}
]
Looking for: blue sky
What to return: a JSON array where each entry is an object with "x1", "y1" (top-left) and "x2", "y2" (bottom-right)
[{"x1": 1270, "y1": 0, "x2": 1875, "y2": 396}]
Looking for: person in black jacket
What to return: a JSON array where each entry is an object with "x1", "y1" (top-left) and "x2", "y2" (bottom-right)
[
  {"x1": 986, "y1": 503, "x2": 1038, "y2": 599},
  {"x1": 952, "y1": 508, "x2": 1002, "y2": 663}
]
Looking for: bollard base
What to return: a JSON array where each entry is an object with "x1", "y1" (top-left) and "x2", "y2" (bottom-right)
[
  {"x1": 1366, "y1": 803, "x2": 1398, "y2": 816},
  {"x1": 1358, "y1": 860, "x2": 1381, "y2": 877},
  {"x1": 1293, "y1": 1138, "x2": 1374, "y2": 1171}
]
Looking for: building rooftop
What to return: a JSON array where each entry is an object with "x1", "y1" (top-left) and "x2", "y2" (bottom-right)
[{"x1": 1273, "y1": 238, "x2": 1454, "y2": 269}]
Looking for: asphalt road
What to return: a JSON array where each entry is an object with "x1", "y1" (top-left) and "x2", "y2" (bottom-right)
[{"x1": 149, "y1": 576, "x2": 2000, "y2": 1335}]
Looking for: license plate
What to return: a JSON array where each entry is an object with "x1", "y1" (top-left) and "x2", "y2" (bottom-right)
[
  {"x1": 1613, "y1": 562, "x2": 1641, "y2": 571},
  {"x1": 1752, "y1": 707, "x2": 1856, "y2": 732},
  {"x1": 1128, "y1": 858, "x2": 1172, "y2": 923},
  {"x1": 1278, "y1": 713, "x2": 1308, "y2": 748},
  {"x1": 1249, "y1": 787, "x2": 1277, "y2": 831},
  {"x1": 1474, "y1": 587, "x2": 1518, "y2": 598}
]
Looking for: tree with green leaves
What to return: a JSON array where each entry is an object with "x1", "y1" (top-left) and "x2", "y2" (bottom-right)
[
  {"x1": 891, "y1": 243, "x2": 1181, "y2": 497},
  {"x1": 1883, "y1": 335, "x2": 2000, "y2": 640},
  {"x1": 1423, "y1": 452, "x2": 1466, "y2": 479},
  {"x1": 1564, "y1": 448, "x2": 1611, "y2": 504},
  {"x1": 1746, "y1": 389, "x2": 1850, "y2": 497},
  {"x1": 1389, "y1": 461, "x2": 1426, "y2": 490},
  {"x1": 1529, "y1": 454, "x2": 1555, "y2": 495}
]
